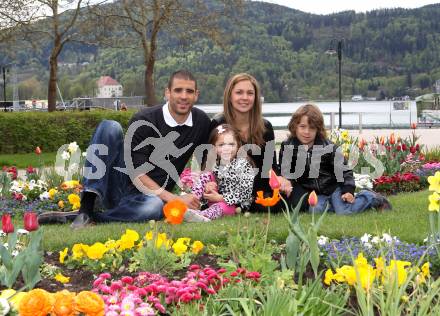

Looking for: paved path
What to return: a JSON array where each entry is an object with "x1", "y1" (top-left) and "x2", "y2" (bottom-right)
[{"x1": 275, "y1": 128, "x2": 439, "y2": 149}]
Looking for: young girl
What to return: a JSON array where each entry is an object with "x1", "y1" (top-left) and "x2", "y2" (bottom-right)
[
  {"x1": 278, "y1": 104, "x2": 391, "y2": 215},
  {"x1": 184, "y1": 124, "x2": 255, "y2": 222}
]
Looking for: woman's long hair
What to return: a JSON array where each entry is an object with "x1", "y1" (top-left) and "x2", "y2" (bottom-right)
[{"x1": 223, "y1": 73, "x2": 266, "y2": 146}]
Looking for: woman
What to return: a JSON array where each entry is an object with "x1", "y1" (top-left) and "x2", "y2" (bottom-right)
[{"x1": 210, "y1": 73, "x2": 291, "y2": 212}]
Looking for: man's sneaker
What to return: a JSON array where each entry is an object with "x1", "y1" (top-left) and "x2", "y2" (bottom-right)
[
  {"x1": 70, "y1": 213, "x2": 94, "y2": 229},
  {"x1": 184, "y1": 209, "x2": 211, "y2": 223},
  {"x1": 38, "y1": 211, "x2": 79, "y2": 224},
  {"x1": 375, "y1": 193, "x2": 392, "y2": 211}
]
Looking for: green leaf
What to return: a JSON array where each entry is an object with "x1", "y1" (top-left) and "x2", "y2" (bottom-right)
[
  {"x1": 309, "y1": 227, "x2": 320, "y2": 278},
  {"x1": 285, "y1": 231, "x2": 300, "y2": 271},
  {"x1": 5, "y1": 252, "x2": 25, "y2": 288},
  {"x1": 0, "y1": 244, "x2": 12, "y2": 271}
]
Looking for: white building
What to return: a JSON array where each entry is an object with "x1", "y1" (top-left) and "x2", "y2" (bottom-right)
[{"x1": 96, "y1": 76, "x2": 123, "y2": 98}]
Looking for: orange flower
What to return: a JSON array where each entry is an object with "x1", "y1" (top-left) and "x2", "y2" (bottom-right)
[
  {"x1": 379, "y1": 136, "x2": 385, "y2": 145},
  {"x1": 358, "y1": 138, "x2": 367, "y2": 150},
  {"x1": 308, "y1": 190, "x2": 318, "y2": 207},
  {"x1": 35, "y1": 146, "x2": 42, "y2": 155},
  {"x1": 255, "y1": 189, "x2": 281, "y2": 207},
  {"x1": 53, "y1": 290, "x2": 76, "y2": 316},
  {"x1": 163, "y1": 200, "x2": 188, "y2": 224},
  {"x1": 19, "y1": 289, "x2": 54, "y2": 316},
  {"x1": 411, "y1": 122, "x2": 417, "y2": 129},
  {"x1": 389, "y1": 133, "x2": 395, "y2": 145},
  {"x1": 74, "y1": 291, "x2": 104, "y2": 316},
  {"x1": 268, "y1": 169, "x2": 280, "y2": 190}
]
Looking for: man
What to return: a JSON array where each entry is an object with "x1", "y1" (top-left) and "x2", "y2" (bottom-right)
[{"x1": 39, "y1": 70, "x2": 211, "y2": 228}]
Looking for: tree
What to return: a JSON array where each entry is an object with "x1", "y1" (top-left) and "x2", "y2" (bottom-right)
[
  {"x1": 1, "y1": 0, "x2": 92, "y2": 111},
  {"x1": 91, "y1": 0, "x2": 243, "y2": 106}
]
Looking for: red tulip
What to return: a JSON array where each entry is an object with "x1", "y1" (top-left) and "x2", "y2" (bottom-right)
[
  {"x1": 268, "y1": 169, "x2": 280, "y2": 190},
  {"x1": 308, "y1": 191, "x2": 318, "y2": 207},
  {"x1": 409, "y1": 146, "x2": 416, "y2": 154},
  {"x1": 26, "y1": 165, "x2": 35, "y2": 174},
  {"x1": 24, "y1": 212, "x2": 39, "y2": 232},
  {"x1": 411, "y1": 123, "x2": 417, "y2": 129},
  {"x1": 35, "y1": 146, "x2": 42, "y2": 155},
  {"x1": 1, "y1": 213, "x2": 14, "y2": 234}
]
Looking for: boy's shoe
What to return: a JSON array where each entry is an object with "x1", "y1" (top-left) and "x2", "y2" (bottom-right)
[
  {"x1": 375, "y1": 193, "x2": 392, "y2": 211},
  {"x1": 184, "y1": 209, "x2": 211, "y2": 222},
  {"x1": 70, "y1": 213, "x2": 94, "y2": 229},
  {"x1": 38, "y1": 211, "x2": 79, "y2": 224}
]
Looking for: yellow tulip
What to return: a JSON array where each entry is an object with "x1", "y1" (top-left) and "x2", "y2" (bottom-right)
[
  {"x1": 428, "y1": 192, "x2": 440, "y2": 212},
  {"x1": 428, "y1": 171, "x2": 440, "y2": 193}
]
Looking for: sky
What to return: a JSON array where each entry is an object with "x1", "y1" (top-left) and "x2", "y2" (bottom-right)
[{"x1": 259, "y1": 0, "x2": 440, "y2": 14}]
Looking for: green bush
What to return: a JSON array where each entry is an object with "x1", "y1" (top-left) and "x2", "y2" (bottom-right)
[{"x1": 0, "y1": 111, "x2": 133, "y2": 154}]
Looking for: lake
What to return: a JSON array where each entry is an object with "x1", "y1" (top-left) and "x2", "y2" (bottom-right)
[{"x1": 196, "y1": 100, "x2": 417, "y2": 129}]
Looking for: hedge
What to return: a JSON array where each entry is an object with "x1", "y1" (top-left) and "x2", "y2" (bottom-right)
[{"x1": 0, "y1": 111, "x2": 133, "y2": 154}]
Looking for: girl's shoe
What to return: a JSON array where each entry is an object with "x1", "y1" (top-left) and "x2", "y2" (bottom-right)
[{"x1": 184, "y1": 209, "x2": 211, "y2": 222}]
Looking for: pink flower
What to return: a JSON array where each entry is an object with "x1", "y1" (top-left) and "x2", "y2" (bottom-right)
[
  {"x1": 121, "y1": 276, "x2": 134, "y2": 284},
  {"x1": 189, "y1": 264, "x2": 201, "y2": 271},
  {"x1": 136, "y1": 303, "x2": 156, "y2": 316},
  {"x1": 99, "y1": 272, "x2": 111, "y2": 279}
]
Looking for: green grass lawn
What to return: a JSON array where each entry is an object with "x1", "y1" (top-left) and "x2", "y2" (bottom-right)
[
  {"x1": 0, "y1": 152, "x2": 57, "y2": 168},
  {"x1": 34, "y1": 190, "x2": 430, "y2": 251}
]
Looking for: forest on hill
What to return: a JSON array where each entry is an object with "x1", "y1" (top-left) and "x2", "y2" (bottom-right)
[{"x1": 2, "y1": 1, "x2": 440, "y2": 104}]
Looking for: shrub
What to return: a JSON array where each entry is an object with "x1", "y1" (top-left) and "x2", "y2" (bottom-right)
[{"x1": 0, "y1": 111, "x2": 132, "y2": 154}]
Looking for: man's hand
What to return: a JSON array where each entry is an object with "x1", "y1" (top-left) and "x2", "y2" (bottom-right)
[
  {"x1": 278, "y1": 176, "x2": 293, "y2": 197},
  {"x1": 204, "y1": 181, "x2": 218, "y2": 194},
  {"x1": 203, "y1": 191, "x2": 224, "y2": 203},
  {"x1": 179, "y1": 193, "x2": 200, "y2": 209},
  {"x1": 341, "y1": 192, "x2": 355, "y2": 203}
]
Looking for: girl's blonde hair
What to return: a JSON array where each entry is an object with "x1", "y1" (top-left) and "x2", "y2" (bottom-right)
[
  {"x1": 223, "y1": 73, "x2": 266, "y2": 145},
  {"x1": 287, "y1": 104, "x2": 327, "y2": 140}
]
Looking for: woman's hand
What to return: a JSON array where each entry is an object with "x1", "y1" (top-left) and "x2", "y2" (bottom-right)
[
  {"x1": 278, "y1": 176, "x2": 293, "y2": 197},
  {"x1": 203, "y1": 191, "x2": 224, "y2": 203},
  {"x1": 341, "y1": 192, "x2": 355, "y2": 203}
]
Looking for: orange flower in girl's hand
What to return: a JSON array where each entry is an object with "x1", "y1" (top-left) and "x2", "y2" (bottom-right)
[
  {"x1": 255, "y1": 189, "x2": 281, "y2": 207},
  {"x1": 308, "y1": 191, "x2": 318, "y2": 207},
  {"x1": 268, "y1": 169, "x2": 280, "y2": 190},
  {"x1": 163, "y1": 200, "x2": 188, "y2": 224}
]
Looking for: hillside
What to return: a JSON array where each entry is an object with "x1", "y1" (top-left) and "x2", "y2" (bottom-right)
[{"x1": 2, "y1": 1, "x2": 440, "y2": 104}]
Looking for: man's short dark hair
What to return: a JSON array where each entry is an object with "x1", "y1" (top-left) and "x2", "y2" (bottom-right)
[{"x1": 167, "y1": 70, "x2": 197, "y2": 90}]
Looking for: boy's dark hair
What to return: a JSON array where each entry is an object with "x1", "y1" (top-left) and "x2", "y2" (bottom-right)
[{"x1": 167, "y1": 70, "x2": 197, "y2": 90}]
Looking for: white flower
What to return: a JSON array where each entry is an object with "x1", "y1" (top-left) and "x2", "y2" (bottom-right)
[
  {"x1": 61, "y1": 151, "x2": 70, "y2": 160},
  {"x1": 360, "y1": 233, "x2": 371, "y2": 243},
  {"x1": 317, "y1": 235, "x2": 329, "y2": 246},
  {"x1": 363, "y1": 242, "x2": 373, "y2": 249},
  {"x1": 0, "y1": 298, "x2": 10, "y2": 316},
  {"x1": 68, "y1": 163, "x2": 79, "y2": 172},
  {"x1": 17, "y1": 229, "x2": 29, "y2": 235},
  {"x1": 39, "y1": 191, "x2": 50, "y2": 200},
  {"x1": 68, "y1": 141, "x2": 79, "y2": 153},
  {"x1": 423, "y1": 237, "x2": 429, "y2": 243},
  {"x1": 82, "y1": 151, "x2": 87, "y2": 157},
  {"x1": 371, "y1": 236, "x2": 380, "y2": 244},
  {"x1": 11, "y1": 250, "x2": 19, "y2": 257},
  {"x1": 381, "y1": 233, "x2": 393, "y2": 244}
]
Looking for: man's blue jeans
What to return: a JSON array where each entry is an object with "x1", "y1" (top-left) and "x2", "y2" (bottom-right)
[
  {"x1": 309, "y1": 187, "x2": 376, "y2": 215},
  {"x1": 82, "y1": 120, "x2": 164, "y2": 222}
]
